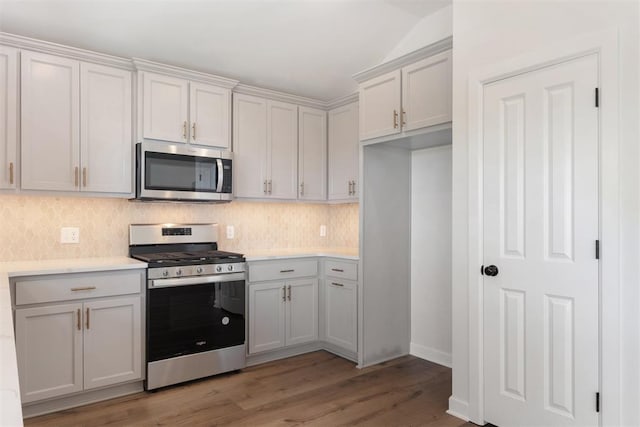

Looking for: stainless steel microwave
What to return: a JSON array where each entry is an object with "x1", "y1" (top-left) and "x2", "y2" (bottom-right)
[{"x1": 135, "y1": 142, "x2": 233, "y2": 202}]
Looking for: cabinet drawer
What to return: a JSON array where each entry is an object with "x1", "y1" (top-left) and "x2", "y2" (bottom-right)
[
  {"x1": 249, "y1": 259, "x2": 317, "y2": 282},
  {"x1": 15, "y1": 270, "x2": 143, "y2": 305},
  {"x1": 324, "y1": 260, "x2": 358, "y2": 281}
]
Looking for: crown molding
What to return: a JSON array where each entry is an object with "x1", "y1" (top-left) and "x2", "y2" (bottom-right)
[
  {"x1": 0, "y1": 32, "x2": 133, "y2": 70},
  {"x1": 132, "y1": 58, "x2": 239, "y2": 89},
  {"x1": 325, "y1": 92, "x2": 359, "y2": 110},
  {"x1": 353, "y1": 36, "x2": 453, "y2": 83},
  {"x1": 233, "y1": 83, "x2": 328, "y2": 110}
]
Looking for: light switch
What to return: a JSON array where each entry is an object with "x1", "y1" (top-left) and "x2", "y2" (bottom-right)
[
  {"x1": 320, "y1": 225, "x2": 327, "y2": 237},
  {"x1": 226, "y1": 225, "x2": 235, "y2": 239},
  {"x1": 61, "y1": 227, "x2": 80, "y2": 244}
]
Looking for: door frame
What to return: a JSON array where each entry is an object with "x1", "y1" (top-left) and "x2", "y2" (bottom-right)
[{"x1": 466, "y1": 29, "x2": 620, "y2": 425}]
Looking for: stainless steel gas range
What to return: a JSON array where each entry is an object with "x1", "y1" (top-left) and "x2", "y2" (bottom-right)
[{"x1": 129, "y1": 223, "x2": 246, "y2": 390}]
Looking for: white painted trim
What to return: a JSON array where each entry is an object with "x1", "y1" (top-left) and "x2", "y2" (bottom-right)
[
  {"x1": 352, "y1": 36, "x2": 453, "y2": 83},
  {"x1": 0, "y1": 32, "x2": 133, "y2": 70},
  {"x1": 326, "y1": 92, "x2": 359, "y2": 110},
  {"x1": 233, "y1": 83, "x2": 326, "y2": 110},
  {"x1": 409, "y1": 342, "x2": 451, "y2": 368},
  {"x1": 447, "y1": 396, "x2": 470, "y2": 422},
  {"x1": 132, "y1": 58, "x2": 238, "y2": 89},
  {"x1": 464, "y1": 28, "x2": 620, "y2": 426}
]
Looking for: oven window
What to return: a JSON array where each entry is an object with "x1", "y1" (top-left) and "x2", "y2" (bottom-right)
[
  {"x1": 145, "y1": 151, "x2": 218, "y2": 192},
  {"x1": 147, "y1": 281, "x2": 245, "y2": 362}
]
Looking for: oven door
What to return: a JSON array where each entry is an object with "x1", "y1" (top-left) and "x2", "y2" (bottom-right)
[
  {"x1": 147, "y1": 273, "x2": 245, "y2": 362},
  {"x1": 136, "y1": 142, "x2": 232, "y2": 202}
]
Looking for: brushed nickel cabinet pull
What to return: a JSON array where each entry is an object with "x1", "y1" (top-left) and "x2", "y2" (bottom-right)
[
  {"x1": 331, "y1": 282, "x2": 344, "y2": 287},
  {"x1": 9, "y1": 162, "x2": 13, "y2": 184},
  {"x1": 393, "y1": 110, "x2": 398, "y2": 129},
  {"x1": 263, "y1": 180, "x2": 267, "y2": 194},
  {"x1": 348, "y1": 181, "x2": 352, "y2": 196},
  {"x1": 331, "y1": 268, "x2": 344, "y2": 273},
  {"x1": 183, "y1": 121, "x2": 187, "y2": 140},
  {"x1": 351, "y1": 180, "x2": 356, "y2": 196},
  {"x1": 82, "y1": 167, "x2": 87, "y2": 187},
  {"x1": 74, "y1": 167, "x2": 79, "y2": 187},
  {"x1": 280, "y1": 269, "x2": 295, "y2": 273},
  {"x1": 71, "y1": 286, "x2": 96, "y2": 292},
  {"x1": 282, "y1": 286, "x2": 286, "y2": 302},
  {"x1": 86, "y1": 308, "x2": 90, "y2": 330},
  {"x1": 402, "y1": 109, "x2": 407, "y2": 126},
  {"x1": 287, "y1": 285, "x2": 291, "y2": 301},
  {"x1": 300, "y1": 182, "x2": 304, "y2": 196},
  {"x1": 192, "y1": 122, "x2": 196, "y2": 140},
  {"x1": 77, "y1": 308, "x2": 81, "y2": 331},
  {"x1": 268, "y1": 180, "x2": 272, "y2": 194}
]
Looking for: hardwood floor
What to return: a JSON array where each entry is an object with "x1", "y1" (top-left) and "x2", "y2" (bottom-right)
[{"x1": 25, "y1": 351, "x2": 473, "y2": 426}]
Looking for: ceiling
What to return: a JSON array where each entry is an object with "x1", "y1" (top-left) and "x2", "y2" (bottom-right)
[{"x1": 0, "y1": 0, "x2": 450, "y2": 101}]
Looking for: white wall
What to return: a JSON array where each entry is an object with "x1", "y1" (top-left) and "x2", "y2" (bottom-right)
[
  {"x1": 451, "y1": 0, "x2": 640, "y2": 424},
  {"x1": 383, "y1": 5, "x2": 453, "y2": 63},
  {"x1": 410, "y1": 145, "x2": 452, "y2": 367}
]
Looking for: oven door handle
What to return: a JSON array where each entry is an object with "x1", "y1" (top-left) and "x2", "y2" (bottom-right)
[{"x1": 150, "y1": 273, "x2": 245, "y2": 289}]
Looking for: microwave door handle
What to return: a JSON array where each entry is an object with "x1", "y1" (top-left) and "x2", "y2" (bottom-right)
[{"x1": 216, "y1": 158, "x2": 224, "y2": 192}]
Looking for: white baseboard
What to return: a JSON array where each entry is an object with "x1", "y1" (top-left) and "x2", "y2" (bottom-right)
[
  {"x1": 409, "y1": 342, "x2": 452, "y2": 368},
  {"x1": 447, "y1": 396, "x2": 469, "y2": 422}
]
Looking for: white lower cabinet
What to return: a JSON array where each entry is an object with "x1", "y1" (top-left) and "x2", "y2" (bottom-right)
[
  {"x1": 248, "y1": 279, "x2": 318, "y2": 354},
  {"x1": 324, "y1": 279, "x2": 358, "y2": 353}
]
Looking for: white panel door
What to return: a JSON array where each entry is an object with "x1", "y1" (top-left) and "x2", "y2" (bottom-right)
[
  {"x1": 328, "y1": 102, "x2": 359, "y2": 200},
  {"x1": 21, "y1": 51, "x2": 80, "y2": 191},
  {"x1": 0, "y1": 46, "x2": 17, "y2": 189},
  {"x1": 83, "y1": 297, "x2": 142, "y2": 390},
  {"x1": 15, "y1": 304, "x2": 83, "y2": 403},
  {"x1": 402, "y1": 50, "x2": 452, "y2": 131},
  {"x1": 248, "y1": 282, "x2": 286, "y2": 354},
  {"x1": 233, "y1": 93, "x2": 268, "y2": 198},
  {"x1": 359, "y1": 69, "x2": 401, "y2": 140},
  {"x1": 324, "y1": 279, "x2": 357, "y2": 352},
  {"x1": 142, "y1": 72, "x2": 188, "y2": 143},
  {"x1": 483, "y1": 54, "x2": 599, "y2": 427},
  {"x1": 285, "y1": 279, "x2": 318, "y2": 346},
  {"x1": 298, "y1": 106, "x2": 327, "y2": 201},
  {"x1": 189, "y1": 82, "x2": 231, "y2": 149},
  {"x1": 267, "y1": 100, "x2": 298, "y2": 199},
  {"x1": 80, "y1": 63, "x2": 132, "y2": 194}
]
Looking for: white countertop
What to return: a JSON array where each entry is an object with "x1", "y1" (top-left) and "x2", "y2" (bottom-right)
[
  {"x1": 243, "y1": 247, "x2": 359, "y2": 262},
  {"x1": 0, "y1": 256, "x2": 147, "y2": 427}
]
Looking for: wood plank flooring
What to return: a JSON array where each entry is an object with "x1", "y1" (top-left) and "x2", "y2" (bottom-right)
[{"x1": 25, "y1": 351, "x2": 473, "y2": 426}]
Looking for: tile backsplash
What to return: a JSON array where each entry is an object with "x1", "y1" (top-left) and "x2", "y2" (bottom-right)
[{"x1": 0, "y1": 195, "x2": 358, "y2": 261}]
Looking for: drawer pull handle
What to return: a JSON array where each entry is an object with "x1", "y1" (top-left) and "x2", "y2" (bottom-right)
[
  {"x1": 331, "y1": 268, "x2": 344, "y2": 273},
  {"x1": 331, "y1": 282, "x2": 344, "y2": 287},
  {"x1": 86, "y1": 308, "x2": 90, "y2": 330},
  {"x1": 280, "y1": 269, "x2": 295, "y2": 273},
  {"x1": 77, "y1": 308, "x2": 81, "y2": 331},
  {"x1": 71, "y1": 286, "x2": 96, "y2": 292}
]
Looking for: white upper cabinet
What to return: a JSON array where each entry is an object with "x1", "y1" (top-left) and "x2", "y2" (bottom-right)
[
  {"x1": 21, "y1": 51, "x2": 80, "y2": 192},
  {"x1": 142, "y1": 72, "x2": 189, "y2": 143},
  {"x1": 359, "y1": 70, "x2": 401, "y2": 140},
  {"x1": 80, "y1": 63, "x2": 132, "y2": 194},
  {"x1": 328, "y1": 102, "x2": 359, "y2": 201},
  {"x1": 268, "y1": 100, "x2": 298, "y2": 199},
  {"x1": 0, "y1": 46, "x2": 18, "y2": 189},
  {"x1": 298, "y1": 107, "x2": 327, "y2": 201},
  {"x1": 357, "y1": 48, "x2": 452, "y2": 142},
  {"x1": 141, "y1": 71, "x2": 231, "y2": 149},
  {"x1": 21, "y1": 50, "x2": 132, "y2": 194},
  {"x1": 401, "y1": 50, "x2": 452, "y2": 131}
]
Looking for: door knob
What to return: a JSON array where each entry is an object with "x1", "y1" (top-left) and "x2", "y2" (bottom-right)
[{"x1": 483, "y1": 265, "x2": 499, "y2": 276}]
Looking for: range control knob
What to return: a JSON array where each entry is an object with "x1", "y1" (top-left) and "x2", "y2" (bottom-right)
[
  {"x1": 176, "y1": 268, "x2": 183, "y2": 276},
  {"x1": 216, "y1": 266, "x2": 222, "y2": 273},
  {"x1": 162, "y1": 270, "x2": 169, "y2": 278},
  {"x1": 196, "y1": 267, "x2": 203, "y2": 274},
  {"x1": 227, "y1": 265, "x2": 233, "y2": 271}
]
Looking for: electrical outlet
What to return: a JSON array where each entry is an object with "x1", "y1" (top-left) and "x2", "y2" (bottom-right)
[
  {"x1": 60, "y1": 227, "x2": 80, "y2": 244},
  {"x1": 320, "y1": 225, "x2": 327, "y2": 237},
  {"x1": 226, "y1": 225, "x2": 235, "y2": 239}
]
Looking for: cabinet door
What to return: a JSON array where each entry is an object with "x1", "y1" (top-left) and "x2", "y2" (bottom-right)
[
  {"x1": 15, "y1": 303, "x2": 83, "y2": 403},
  {"x1": 233, "y1": 93, "x2": 268, "y2": 198},
  {"x1": 402, "y1": 50, "x2": 452, "y2": 131},
  {"x1": 80, "y1": 63, "x2": 132, "y2": 194},
  {"x1": 268, "y1": 100, "x2": 298, "y2": 199},
  {"x1": 328, "y1": 102, "x2": 359, "y2": 200},
  {"x1": 248, "y1": 282, "x2": 286, "y2": 354},
  {"x1": 21, "y1": 51, "x2": 80, "y2": 191},
  {"x1": 324, "y1": 280, "x2": 357, "y2": 353},
  {"x1": 359, "y1": 69, "x2": 401, "y2": 141},
  {"x1": 83, "y1": 296, "x2": 142, "y2": 390},
  {"x1": 142, "y1": 72, "x2": 189, "y2": 143},
  {"x1": 285, "y1": 279, "x2": 318, "y2": 346},
  {"x1": 0, "y1": 46, "x2": 17, "y2": 189},
  {"x1": 298, "y1": 107, "x2": 327, "y2": 201},
  {"x1": 189, "y1": 82, "x2": 231, "y2": 149}
]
